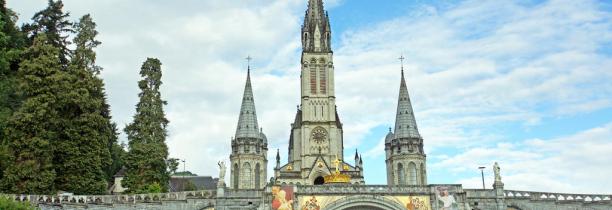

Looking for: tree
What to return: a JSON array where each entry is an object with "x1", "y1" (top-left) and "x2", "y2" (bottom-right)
[
  {"x1": 51, "y1": 14, "x2": 113, "y2": 194},
  {"x1": 23, "y1": 0, "x2": 72, "y2": 66},
  {"x1": 123, "y1": 58, "x2": 170, "y2": 193},
  {"x1": 0, "y1": 34, "x2": 60, "y2": 194},
  {"x1": 0, "y1": 0, "x2": 26, "y2": 179},
  {"x1": 167, "y1": 158, "x2": 180, "y2": 175}
]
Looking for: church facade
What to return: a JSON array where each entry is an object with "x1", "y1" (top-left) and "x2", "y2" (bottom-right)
[{"x1": 219, "y1": 0, "x2": 478, "y2": 209}]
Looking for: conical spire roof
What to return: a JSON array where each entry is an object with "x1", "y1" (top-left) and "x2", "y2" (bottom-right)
[
  {"x1": 235, "y1": 67, "x2": 261, "y2": 139},
  {"x1": 393, "y1": 67, "x2": 421, "y2": 139}
]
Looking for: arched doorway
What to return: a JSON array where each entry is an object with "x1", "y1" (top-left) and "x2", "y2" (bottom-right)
[
  {"x1": 343, "y1": 206, "x2": 386, "y2": 210},
  {"x1": 314, "y1": 176, "x2": 325, "y2": 185},
  {"x1": 323, "y1": 195, "x2": 405, "y2": 210}
]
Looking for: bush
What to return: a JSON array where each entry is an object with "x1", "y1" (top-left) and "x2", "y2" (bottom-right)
[
  {"x1": 0, "y1": 196, "x2": 38, "y2": 210},
  {"x1": 132, "y1": 182, "x2": 163, "y2": 194}
]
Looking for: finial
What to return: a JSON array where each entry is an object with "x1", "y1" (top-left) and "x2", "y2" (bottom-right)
[
  {"x1": 389, "y1": 127, "x2": 392, "y2": 132},
  {"x1": 246, "y1": 55, "x2": 253, "y2": 69},
  {"x1": 398, "y1": 54, "x2": 405, "y2": 71}
]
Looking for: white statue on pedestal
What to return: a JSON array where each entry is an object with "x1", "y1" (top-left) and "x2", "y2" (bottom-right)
[
  {"x1": 494, "y1": 162, "x2": 501, "y2": 182},
  {"x1": 218, "y1": 161, "x2": 226, "y2": 187}
]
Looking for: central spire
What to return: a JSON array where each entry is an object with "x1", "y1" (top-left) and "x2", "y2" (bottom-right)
[{"x1": 302, "y1": 0, "x2": 331, "y2": 53}]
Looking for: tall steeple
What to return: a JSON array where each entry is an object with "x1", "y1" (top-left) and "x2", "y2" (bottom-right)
[
  {"x1": 393, "y1": 57, "x2": 421, "y2": 139},
  {"x1": 302, "y1": 0, "x2": 332, "y2": 53},
  {"x1": 385, "y1": 56, "x2": 427, "y2": 186},
  {"x1": 230, "y1": 58, "x2": 268, "y2": 190},
  {"x1": 235, "y1": 63, "x2": 260, "y2": 139}
]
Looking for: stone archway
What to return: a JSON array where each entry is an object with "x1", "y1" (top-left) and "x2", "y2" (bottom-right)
[{"x1": 322, "y1": 195, "x2": 405, "y2": 210}]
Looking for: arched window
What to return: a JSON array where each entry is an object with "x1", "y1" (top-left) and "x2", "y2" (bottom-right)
[
  {"x1": 310, "y1": 65, "x2": 317, "y2": 94},
  {"x1": 409, "y1": 162, "x2": 417, "y2": 185},
  {"x1": 397, "y1": 163, "x2": 406, "y2": 185},
  {"x1": 319, "y1": 60, "x2": 327, "y2": 94},
  {"x1": 314, "y1": 176, "x2": 325, "y2": 185},
  {"x1": 420, "y1": 163, "x2": 426, "y2": 184},
  {"x1": 233, "y1": 164, "x2": 239, "y2": 189},
  {"x1": 255, "y1": 163, "x2": 261, "y2": 189},
  {"x1": 242, "y1": 162, "x2": 252, "y2": 189}
]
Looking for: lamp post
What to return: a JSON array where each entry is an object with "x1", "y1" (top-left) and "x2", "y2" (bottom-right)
[
  {"x1": 182, "y1": 159, "x2": 186, "y2": 191},
  {"x1": 478, "y1": 166, "x2": 486, "y2": 189}
]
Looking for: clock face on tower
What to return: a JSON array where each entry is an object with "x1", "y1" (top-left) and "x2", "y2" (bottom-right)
[{"x1": 311, "y1": 127, "x2": 327, "y2": 144}]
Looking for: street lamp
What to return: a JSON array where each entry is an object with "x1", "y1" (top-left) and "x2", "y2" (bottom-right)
[
  {"x1": 181, "y1": 159, "x2": 186, "y2": 191},
  {"x1": 478, "y1": 166, "x2": 486, "y2": 189}
]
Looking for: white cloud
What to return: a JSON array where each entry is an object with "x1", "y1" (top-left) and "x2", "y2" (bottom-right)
[{"x1": 450, "y1": 123, "x2": 612, "y2": 194}]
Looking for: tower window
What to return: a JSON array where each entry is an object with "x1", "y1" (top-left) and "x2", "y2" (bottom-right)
[
  {"x1": 310, "y1": 66, "x2": 317, "y2": 94},
  {"x1": 320, "y1": 65, "x2": 326, "y2": 94}
]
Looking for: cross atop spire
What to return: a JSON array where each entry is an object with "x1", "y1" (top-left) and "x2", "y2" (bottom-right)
[
  {"x1": 398, "y1": 55, "x2": 405, "y2": 71},
  {"x1": 246, "y1": 55, "x2": 252, "y2": 70}
]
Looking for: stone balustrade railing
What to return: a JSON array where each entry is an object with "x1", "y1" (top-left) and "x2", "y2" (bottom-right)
[
  {"x1": 295, "y1": 184, "x2": 463, "y2": 195},
  {"x1": 2, "y1": 190, "x2": 216, "y2": 205},
  {"x1": 223, "y1": 189, "x2": 264, "y2": 198},
  {"x1": 504, "y1": 190, "x2": 611, "y2": 203}
]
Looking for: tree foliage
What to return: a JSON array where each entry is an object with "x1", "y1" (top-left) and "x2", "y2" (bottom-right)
[
  {"x1": 22, "y1": 0, "x2": 72, "y2": 66},
  {"x1": 123, "y1": 58, "x2": 170, "y2": 193},
  {"x1": 50, "y1": 14, "x2": 115, "y2": 194},
  {"x1": 0, "y1": 0, "x2": 27, "y2": 179},
  {"x1": 0, "y1": 4, "x2": 118, "y2": 194},
  {"x1": 0, "y1": 196, "x2": 38, "y2": 210},
  {"x1": 0, "y1": 34, "x2": 61, "y2": 194}
]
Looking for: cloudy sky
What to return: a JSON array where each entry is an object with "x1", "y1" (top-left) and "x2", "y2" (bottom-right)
[{"x1": 8, "y1": 0, "x2": 612, "y2": 194}]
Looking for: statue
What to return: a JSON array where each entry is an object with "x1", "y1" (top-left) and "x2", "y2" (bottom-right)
[
  {"x1": 218, "y1": 161, "x2": 226, "y2": 180},
  {"x1": 493, "y1": 162, "x2": 501, "y2": 182},
  {"x1": 333, "y1": 155, "x2": 341, "y2": 173}
]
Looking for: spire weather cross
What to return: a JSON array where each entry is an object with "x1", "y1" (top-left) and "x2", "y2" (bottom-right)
[
  {"x1": 398, "y1": 55, "x2": 405, "y2": 70},
  {"x1": 246, "y1": 56, "x2": 253, "y2": 69}
]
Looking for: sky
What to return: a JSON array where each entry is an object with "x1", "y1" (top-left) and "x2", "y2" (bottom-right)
[{"x1": 7, "y1": 0, "x2": 612, "y2": 194}]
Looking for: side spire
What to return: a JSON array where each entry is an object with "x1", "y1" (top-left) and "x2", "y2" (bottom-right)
[
  {"x1": 393, "y1": 55, "x2": 421, "y2": 139},
  {"x1": 235, "y1": 56, "x2": 261, "y2": 139}
]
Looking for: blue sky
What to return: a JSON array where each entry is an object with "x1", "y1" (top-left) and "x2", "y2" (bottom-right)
[{"x1": 8, "y1": 0, "x2": 612, "y2": 194}]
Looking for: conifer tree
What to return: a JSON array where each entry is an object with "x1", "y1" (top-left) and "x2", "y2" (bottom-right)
[
  {"x1": 50, "y1": 14, "x2": 112, "y2": 194},
  {"x1": 0, "y1": 0, "x2": 26, "y2": 179},
  {"x1": 23, "y1": 0, "x2": 72, "y2": 66},
  {"x1": 123, "y1": 58, "x2": 170, "y2": 193},
  {"x1": 0, "y1": 34, "x2": 61, "y2": 194}
]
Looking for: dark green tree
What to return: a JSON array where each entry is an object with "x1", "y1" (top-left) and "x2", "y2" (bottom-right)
[
  {"x1": 23, "y1": 0, "x2": 72, "y2": 66},
  {"x1": 167, "y1": 158, "x2": 180, "y2": 175},
  {"x1": 71, "y1": 15, "x2": 123, "y2": 181},
  {"x1": 50, "y1": 14, "x2": 112, "y2": 194},
  {"x1": 0, "y1": 0, "x2": 26, "y2": 179},
  {"x1": 0, "y1": 34, "x2": 60, "y2": 194},
  {"x1": 123, "y1": 58, "x2": 170, "y2": 193}
]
